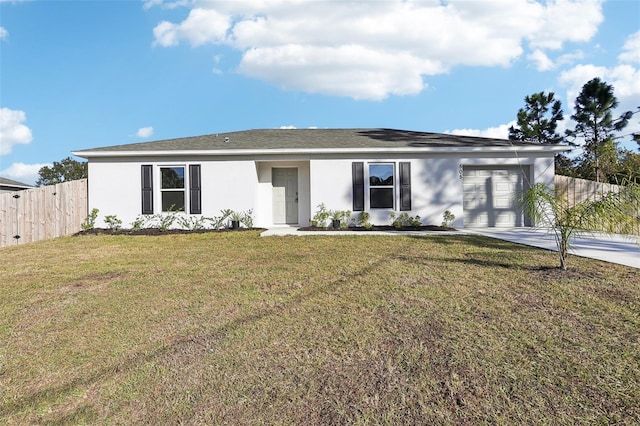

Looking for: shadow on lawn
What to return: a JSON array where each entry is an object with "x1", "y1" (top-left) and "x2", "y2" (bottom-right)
[
  {"x1": 402, "y1": 234, "x2": 554, "y2": 271},
  {"x1": 2, "y1": 239, "x2": 401, "y2": 424},
  {"x1": 409, "y1": 234, "x2": 543, "y2": 252}
]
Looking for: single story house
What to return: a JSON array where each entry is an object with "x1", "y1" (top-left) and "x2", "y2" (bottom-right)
[
  {"x1": 0, "y1": 177, "x2": 33, "y2": 193},
  {"x1": 72, "y1": 128, "x2": 568, "y2": 229}
]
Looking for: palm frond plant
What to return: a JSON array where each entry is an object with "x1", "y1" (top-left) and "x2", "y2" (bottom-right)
[{"x1": 520, "y1": 181, "x2": 640, "y2": 270}]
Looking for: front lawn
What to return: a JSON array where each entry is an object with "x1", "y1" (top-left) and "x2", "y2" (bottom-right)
[{"x1": 0, "y1": 232, "x2": 638, "y2": 424}]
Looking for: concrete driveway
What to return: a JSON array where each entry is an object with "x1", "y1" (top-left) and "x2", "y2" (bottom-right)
[
  {"x1": 468, "y1": 228, "x2": 640, "y2": 269},
  {"x1": 262, "y1": 226, "x2": 639, "y2": 269}
]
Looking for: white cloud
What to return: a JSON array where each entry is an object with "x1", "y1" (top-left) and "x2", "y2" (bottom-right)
[
  {"x1": 0, "y1": 27, "x2": 7, "y2": 41},
  {"x1": 151, "y1": 0, "x2": 605, "y2": 100},
  {"x1": 446, "y1": 121, "x2": 516, "y2": 140},
  {"x1": 143, "y1": 0, "x2": 189, "y2": 11},
  {"x1": 136, "y1": 126, "x2": 154, "y2": 138},
  {"x1": 558, "y1": 64, "x2": 640, "y2": 111},
  {"x1": 0, "y1": 162, "x2": 49, "y2": 186},
  {"x1": 527, "y1": 0, "x2": 603, "y2": 50},
  {"x1": 279, "y1": 125, "x2": 296, "y2": 129},
  {"x1": 528, "y1": 49, "x2": 555, "y2": 71},
  {"x1": 0, "y1": 107, "x2": 33, "y2": 155},
  {"x1": 619, "y1": 30, "x2": 640, "y2": 64},
  {"x1": 528, "y1": 49, "x2": 586, "y2": 71},
  {"x1": 153, "y1": 8, "x2": 231, "y2": 47},
  {"x1": 556, "y1": 50, "x2": 585, "y2": 67}
]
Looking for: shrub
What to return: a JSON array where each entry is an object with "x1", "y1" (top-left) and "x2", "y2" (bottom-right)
[
  {"x1": 177, "y1": 215, "x2": 208, "y2": 231},
  {"x1": 130, "y1": 215, "x2": 153, "y2": 231},
  {"x1": 390, "y1": 212, "x2": 422, "y2": 228},
  {"x1": 312, "y1": 203, "x2": 330, "y2": 228},
  {"x1": 226, "y1": 209, "x2": 254, "y2": 228},
  {"x1": 357, "y1": 211, "x2": 372, "y2": 229},
  {"x1": 104, "y1": 215, "x2": 122, "y2": 230},
  {"x1": 208, "y1": 210, "x2": 233, "y2": 230},
  {"x1": 81, "y1": 208, "x2": 99, "y2": 231},
  {"x1": 240, "y1": 209, "x2": 254, "y2": 228},
  {"x1": 329, "y1": 209, "x2": 351, "y2": 228},
  {"x1": 156, "y1": 206, "x2": 182, "y2": 232},
  {"x1": 441, "y1": 210, "x2": 455, "y2": 228}
]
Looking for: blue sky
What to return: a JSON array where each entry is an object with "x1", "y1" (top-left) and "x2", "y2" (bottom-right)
[{"x1": 1, "y1": 0, "x2": 639, "y2": 185}]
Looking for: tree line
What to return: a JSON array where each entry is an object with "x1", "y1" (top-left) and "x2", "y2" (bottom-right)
[{"x1": 509, "y1": 77, "x2": 639, "y2": 184}]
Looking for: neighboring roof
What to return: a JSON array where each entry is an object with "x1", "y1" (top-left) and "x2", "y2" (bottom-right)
[
  {"x1": 73, "y1": 128, "x2": 570, "y2": 158},
  {"x1": 0, "y1": 176, "x2": 33, "y2": 189}
]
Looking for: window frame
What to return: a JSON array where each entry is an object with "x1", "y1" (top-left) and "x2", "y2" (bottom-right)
[
  {"x1": 159, "y1": 165, "x2": 187, "y2": 213},
  {"x1": 368, "y1": 162, "x2": 395, "y2": 210}
]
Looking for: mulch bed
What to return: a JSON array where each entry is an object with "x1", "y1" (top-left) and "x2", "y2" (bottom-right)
[
  {"x1": 75, "y1": 228, "x2": 262, "y2": 236},
  {"x1": 76, "y1": 225, "x2": 456, "y2": 236}
]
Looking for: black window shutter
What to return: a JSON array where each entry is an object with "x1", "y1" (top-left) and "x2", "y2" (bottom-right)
[
  {"x1": 399, "y1": 162, "x2": 411, "y2": 211},
  {"x1": 141, "y1": 165, "x2": 154, "y2": 214},
  {"x1": 352, "y1": 162, "x2": 364, "y2": 211},
  {"x1": 189, "y1": 164, "x2": 202, "y2": 214}
]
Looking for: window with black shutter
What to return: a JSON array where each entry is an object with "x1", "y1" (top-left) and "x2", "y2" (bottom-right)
[
  {"x1": 189, "y1": 164, "x2": 202, "y2": 214},
  {"x1": 141, "y1": 165, "x2": 153, "y2": 214},
  {"x1": 399, "y1": 162, "x2": 411, "y2": 211},
  {"x1": 352, "y1": 162, "x2": 364, "y2": 211}
]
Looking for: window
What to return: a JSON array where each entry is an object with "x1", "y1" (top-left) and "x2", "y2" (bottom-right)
[
  {"x1": 352, "y1": 162, "x2": 411, "y2": 212},
  {"x1": 141, "y1": 164, "x2": 201, "y2": 215},
  {"x1": 369, "y1": 163, "x2": 394, "y2": 208},
  {"x1": 160, "y1": 166, "x2": 185, "y2": 211}
]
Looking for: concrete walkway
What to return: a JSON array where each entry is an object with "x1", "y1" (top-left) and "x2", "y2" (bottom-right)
[
  {"x1": 260, "y1": 226, "x2": 459, "y2": 237},
  {"x1": 261, "y1": 226, "x2": 640, "y2": 269}
]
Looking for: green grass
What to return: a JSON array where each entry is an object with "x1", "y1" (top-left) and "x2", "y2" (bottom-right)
[{"x1": 0, "y1": 231, "x2": 638, "y2": 424}]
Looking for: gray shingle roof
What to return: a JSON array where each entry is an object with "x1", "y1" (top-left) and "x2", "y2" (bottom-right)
[
  {"x1": 0, "y1": 176, "x2": 33, "y2": 188},
  {"x1": 74, "y1": 128, "x2": 551, "y2": 154}
]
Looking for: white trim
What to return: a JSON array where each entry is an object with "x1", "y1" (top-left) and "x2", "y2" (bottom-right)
[{"x1": 73, "y1": 145, "x2": 570, "y2": 158}]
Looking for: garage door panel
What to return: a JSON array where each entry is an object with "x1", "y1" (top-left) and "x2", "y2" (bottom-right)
[
  {"x1": 494, "y1": 197, "x2": 512, "y2": 209},
  {"x1": 463, "y1": 183, "x2": 478, "y2": 193},
  {"x1": 463, "y1": 166, "x2": 526, "y2": 228},
  {"x1": 495, "y1": 211, "x2": 516, "y2": 226},
  {"x1": 495, "y1": 182, "x2": 512, "y2": 192}
]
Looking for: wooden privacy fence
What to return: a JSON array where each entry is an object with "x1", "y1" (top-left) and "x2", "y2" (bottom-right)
[
  {"x1": 0, "y1": 179, "x2": 88, "y2": 248},
  {"x1": 555, "y1": 175, "x2": 640, "y2": 234}
]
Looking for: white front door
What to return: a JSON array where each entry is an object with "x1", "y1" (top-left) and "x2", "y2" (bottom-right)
[{"x1": 272, "y1": 168, "x2": 298, "y2": 224}]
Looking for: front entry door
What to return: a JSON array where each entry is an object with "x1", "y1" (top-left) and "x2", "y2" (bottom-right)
[{"x1": 272, "y1": 168, "x2": 298, "y2": 224}]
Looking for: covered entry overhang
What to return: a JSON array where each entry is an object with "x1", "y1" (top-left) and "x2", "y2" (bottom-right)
[{"x1": 255, "y1": 161, "x2": 311, "y2": 227}]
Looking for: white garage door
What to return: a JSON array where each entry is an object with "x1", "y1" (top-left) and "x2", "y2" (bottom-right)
[{"x1": 463, "y1": 166, "x2": 526, "y2": 228}]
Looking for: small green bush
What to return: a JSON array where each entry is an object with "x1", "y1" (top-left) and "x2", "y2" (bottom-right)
[
  {"x1": 357, "y1": 211, "x2": 372, "y2": 229},
  {"x1": 104, "y1": 215, "x2": 122, "y2": 230},
  {"x1": 312, "y1": 203, "x2": 330, "y2": 227},
  {"x1": 441, "y1": 210, "x2": 455, "y2": 228},
  {"x1": 390, "y1": 212, "x2": 422, "y2": 228},
  {"x1": 81, "y1": 208, "x2": 99, "y2": 231}
]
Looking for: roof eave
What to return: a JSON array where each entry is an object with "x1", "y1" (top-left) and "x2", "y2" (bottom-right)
[{"x1": 72, "y1": 145, "x2": 571, "y2": 158}]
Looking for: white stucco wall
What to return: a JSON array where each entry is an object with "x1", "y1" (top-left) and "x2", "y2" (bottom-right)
[
  {"x1": 87, "y1": 158, "x2": 259, "y2": 229},
  {"x1": 307, "y1": 153, "x2": 556, "y2": 228},
  {"x1": 201, "y1": 160, "x2": 258, "y2": 217},
  {"x1": 85, "y1": 151, "x2": 557, "y2": 230},
  {"x1": 307, "y1": 156, "x2": 461, "y2": 226},
  {"x1": 88, "y1": 161, "x2": 141, "y2": 228}
]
